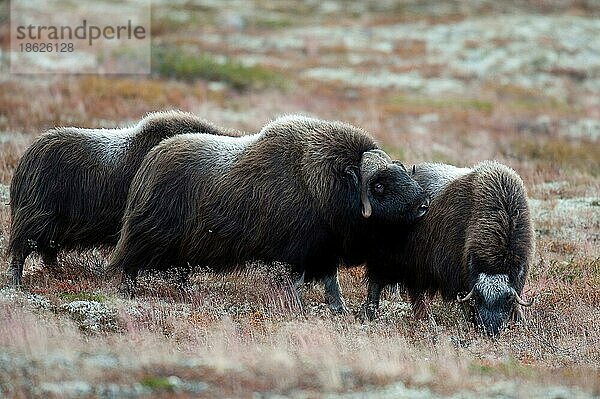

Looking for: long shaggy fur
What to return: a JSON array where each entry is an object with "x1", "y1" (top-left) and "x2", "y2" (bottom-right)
[
  {"x1": 110, "y1": 115, "x2": 427, "y2": 307},
  {"x1": 8, "y1": 111, "x2": 235, "y2": 285},
  {"x1": 364, "y1": 161, "x2": 534, "y2": 333}
]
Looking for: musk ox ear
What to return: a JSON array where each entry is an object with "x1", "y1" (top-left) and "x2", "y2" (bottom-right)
[
  {"x1": 412, "y1": 165, "x2": 416, "y2": 176},
  {"x1": 345, "y1": 165, "x2": 360, "y2": 187},
  {"x1": 345, "y1": 165, "x2": 365, "y2": 216},
  {"x1": 359, "y1": 150, "x2": 392, "y2": 219}
]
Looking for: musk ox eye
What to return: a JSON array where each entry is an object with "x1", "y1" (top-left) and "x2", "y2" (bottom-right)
[{"x1": 373, "y1": 183, "x2": 385, "y2": 195}]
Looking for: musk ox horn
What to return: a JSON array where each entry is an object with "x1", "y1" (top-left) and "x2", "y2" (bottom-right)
[
  {"x1": 457, "y1": 287, "x2": 475, "y2": 303},
  {"x1": 514, "y1": 304, "x2": 528, "y2": 326},
  {"x1": 359, "y1": 149, "x2": 392, "y2": 218},
  {"x1": 512, "y1": 289, "x2": 533, "y2": 307}
]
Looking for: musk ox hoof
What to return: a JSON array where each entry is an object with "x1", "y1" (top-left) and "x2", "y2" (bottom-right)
[
  {"x1": 8, "y1": 268, "x2": 23, "y2": 289},
  {"x1": 358, "y1": 303, "x2": 378, "y2": 322},
  {"x1": 118, "y1": 277, "x2": 137, "y2": 299},
  {"x1": 328, "y1": 302, "x2": 350, "y2": 315}
]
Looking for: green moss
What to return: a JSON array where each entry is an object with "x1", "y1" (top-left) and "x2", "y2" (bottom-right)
[
  {"x1": 468, "y1": 362, "x2": 495, "y2": 374},
  {"x1": 469, "y1": 358, "x2": 536, "y2": 378},
  {"x1": 58, "y1": 292, "x2": 106, "y2": 303},
  {"x1": 140, "y1": 376, "x2": 175, "y2": 390},
  {"x1": 390, "y1": 96, "x2": 494, "y2": 113},
  {"x1": 250, "y1": 16, "x2": 294, "y2": 29},
  {"x1": 152, "y1": 46, "x2": 286, "y2": 90}
]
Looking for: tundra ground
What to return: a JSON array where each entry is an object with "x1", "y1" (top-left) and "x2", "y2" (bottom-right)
[{"x1": 0, "y1": 1, "x2": 599, "y2": 397}]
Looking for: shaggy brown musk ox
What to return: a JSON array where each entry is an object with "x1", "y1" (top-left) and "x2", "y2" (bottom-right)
[
  {"x1": 7, "y1": 111, "x2": 236, "y2": 286},
  {"x1": 109, "y1": 115, "x2": 429, "y2": 312},
  {"x1": 363, "y1": 161, "x2": 534, "y2": 335}
]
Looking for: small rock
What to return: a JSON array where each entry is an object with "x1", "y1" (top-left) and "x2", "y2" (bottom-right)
[
  {"x1": 60, "y1": 301, "x2": 119, "y2": 333},
  {"x1": 0, "y1": 183, "x2": 9, "y2": 203},
  {"x1": 38, "y1": 381, "x2": 92, "y2": 397},
  {"x1": 167, "y1": 375, "x2": 182, "y2": 388},
  {"x1": 26, "y1": 293, "x2": 53, "y2": 310},
  {"x1": 561, "y1": 118, "x2": 600, "y2": 141},
  {"x1": 0, "y1": 288, "x2": 53, "y2": 311}
]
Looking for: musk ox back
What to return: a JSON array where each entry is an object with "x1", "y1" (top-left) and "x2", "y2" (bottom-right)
[
  {"x1": 7, "y1": 111, "x2": 234, "y2": 286},
  {"x1": 110, "y1": 115, "x2": 429, "y2": 311},
  {"x1": 363, "y1": 161, "x2": 534, "y2": 335}
]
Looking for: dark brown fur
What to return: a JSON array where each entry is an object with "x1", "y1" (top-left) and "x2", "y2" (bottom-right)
[
  {"x1": 109, "y1": 115, "x2": 427, "y2": 310},
  {"x1": 7, "y1": 111, "x2": 237, "y2": 286},
  {"x1": 363, "y1": 161, "x2": 534, "y2": 334}
]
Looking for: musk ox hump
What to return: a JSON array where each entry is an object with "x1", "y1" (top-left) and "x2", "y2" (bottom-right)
[
  {"x1": 412, "y1": 162, "x2": 472, "y2": 199},
  {"x1": 467, "y1": 160, "x2": 533, "y2": 273}
]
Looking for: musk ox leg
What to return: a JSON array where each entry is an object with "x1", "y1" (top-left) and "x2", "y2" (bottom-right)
[
  {"x1": 41, "y1": 247, "x2": 59, "y2": 275},
  {"x1": 459, "y1": 302, "x2": 477, "y2": 325},
  {"x1": 173, "y1": 264, "x2": 194, "y2": 293},
  {"x1": 120, "y1": 269, "x2": 139, "y2": 299},
  {"x1": 323, "y1": 272, "x2": 349, "y2": 314},
  {"x1": 278, "y1": 270, "x2": 306, "y2": 313},
  {"x1": 293, "y1": 271, "x2": 306, "y2": 307},
  {"x1": 293, "y1": 271, "x2": 305, "y2": 291},
  {"x1": 8, "y1": 247, "x2": 31, "y2": 288},
  {"x1": 410, "y1": 292, "x2": 429, "y2": 320},
  {"x1": 360, "y1": 280, "x2": 382, "y2": 321}
]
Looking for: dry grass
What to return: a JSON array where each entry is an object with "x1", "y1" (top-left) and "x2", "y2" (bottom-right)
[{"x1": 0, "y1": 255, "x2": 599, "y2": 397}]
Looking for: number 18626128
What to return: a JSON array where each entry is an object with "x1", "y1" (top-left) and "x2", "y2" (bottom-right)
[{"x1": 19, "y1": 42, "x2": 74, "y2": 52}]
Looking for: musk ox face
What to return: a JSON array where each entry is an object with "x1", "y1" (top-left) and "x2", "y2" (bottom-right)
[
  {"x1": 458, "y1": 273, "x2": 532, "y2": 336},
  {"x1": 352, "y1": 150, "x2": 429, "y2": 224},
  {"x1": 366, "y1": 165, "x2": 430, "y2": 224}
]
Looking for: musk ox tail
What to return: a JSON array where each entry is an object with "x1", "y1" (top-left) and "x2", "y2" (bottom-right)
[{"x1": 6, "y1": 132, "x2": 61, "y2": 259}]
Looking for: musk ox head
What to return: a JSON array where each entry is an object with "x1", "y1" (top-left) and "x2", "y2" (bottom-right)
[
  {"x1": 348, "y1": 150, "x2": 429, "y2": 223},
  {"x1": 458, "y1": 271, "x2": 532, "y2": 336}
]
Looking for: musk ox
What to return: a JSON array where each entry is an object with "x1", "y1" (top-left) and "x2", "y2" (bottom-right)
[
  {"x1": 363, "y1": 161, "x2": 534, "y2": 335},
  {"x1": 109, "y1": 115, "x2": 429, "y2": 312},
  {"x1": 7, "y1": 111, "x2": 235, "y2": 287}
]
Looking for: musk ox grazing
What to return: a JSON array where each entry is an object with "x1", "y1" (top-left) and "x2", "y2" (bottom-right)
[
  {"x1": 109, "y1": 115, "x2": 429, "y2": 312},
  {"x1": 7, "y1": 111, "x2": 234, "y2": 287},
  {"x1": 363, "y1": 161, "x2": 534, "y2": 336}
]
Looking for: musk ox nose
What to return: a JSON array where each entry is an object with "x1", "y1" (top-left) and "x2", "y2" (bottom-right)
[
  {"x1": 482, "y1": 319, "x2": 504, "y2": 337},
  {"x1": 415, "y1": 198, "x2": 429, "y2": 218}
]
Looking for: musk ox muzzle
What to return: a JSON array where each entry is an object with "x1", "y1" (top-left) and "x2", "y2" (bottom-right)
[
  {"x1": 357, "y1": 151, "x2": 429, "y2": 223},
  {"x1": 457, "y1": 273, "x2": 533, "y2": 336}
]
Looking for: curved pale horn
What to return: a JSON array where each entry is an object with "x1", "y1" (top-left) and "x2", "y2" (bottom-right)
[
  {"x1": 512, "y1": 289, "x2": 533, "y2": 307},
  {"x1": 361, "y1": 195, "x2": 372, "y2": 218},
  {"x1": 516, "y1": 304, "x2": 528, "y2": 326},
  {"x1": 456, "y1": 287, "x2": 475, "y2": 303},
  {"x1": 359, "y1": 150, "x2": 391, "y2": 219}
]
